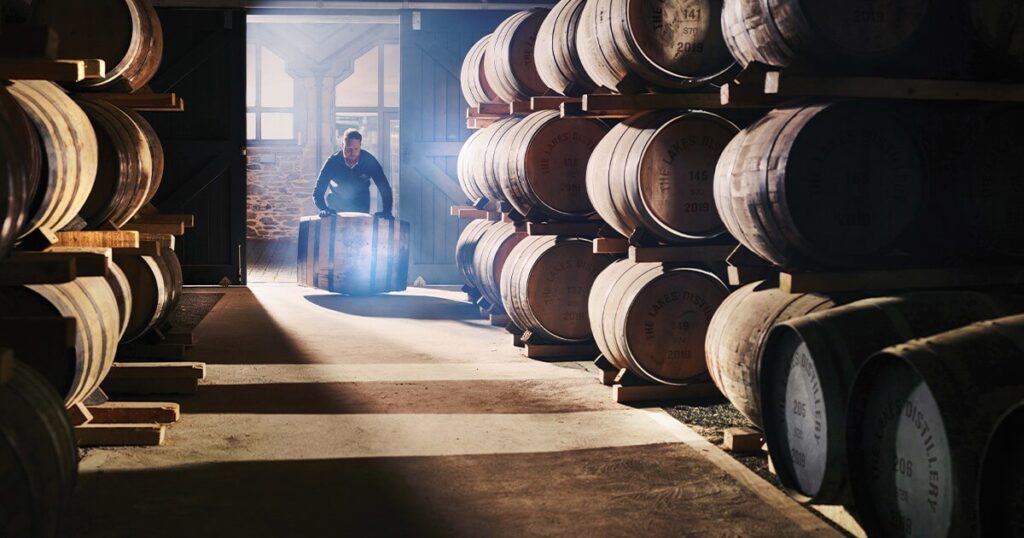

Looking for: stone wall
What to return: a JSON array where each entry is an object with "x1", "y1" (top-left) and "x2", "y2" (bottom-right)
[{"x1": 247, "y1": 146, "x2": 320, "y2": 239}]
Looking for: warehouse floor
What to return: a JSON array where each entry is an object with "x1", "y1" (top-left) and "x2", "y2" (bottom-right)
[{"x1": 74, "y1": 285, "x2": 838, "y2": 537}]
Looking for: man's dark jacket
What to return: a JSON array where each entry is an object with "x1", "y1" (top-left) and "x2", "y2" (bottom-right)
[{"x1": 312, "y1": 150, "x2": 393, "y2": 215}]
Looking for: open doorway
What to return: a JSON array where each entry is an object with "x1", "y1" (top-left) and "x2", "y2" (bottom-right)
[{"x1": 244, "y1": 14, "x2": 401, "y2": 284}]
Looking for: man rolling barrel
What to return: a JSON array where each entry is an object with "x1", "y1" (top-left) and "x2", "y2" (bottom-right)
[{"x1": 312, "y1": 128, "x2": 394, "y2": 219}]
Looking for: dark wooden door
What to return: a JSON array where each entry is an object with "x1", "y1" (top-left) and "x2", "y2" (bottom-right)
[
  {"x1": 143, "y1": 8, "x2": 247, "y2": 285},
  {"x1": 399, "y1": 10, "x2": 514, "y2": 284}
]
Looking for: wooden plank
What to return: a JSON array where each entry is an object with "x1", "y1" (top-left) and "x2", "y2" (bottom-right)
[
  {"x1": 80, "y1": 59, "x2": 105, "y2": 79},
  {"x1": 509, "y1": 100, "x2": 531, "y2": 114},
  {"x1": 728, "y1": 265, "x2": 778, "y2": 287},
  {"x1": 524, "y1": 342, "x2": 599, "y2": 359},
  {"x1": 767, "y1": 71, "x2": 1024, "y2": 103},
  {"x1": 0, "y1": 255, "x2": 75, "y2": 285},
  {"x1": 120, "y1": 221, "x2": 186, "y2": 236},
  {"x1": 0, "y1": 58, "x2": 105, "y2": 81},
  {"x1": 489, "y1": 313, "x2": 510, "y2": 327},
  {"x1": 117, "y1": 342, "x2": 187, "y2": 361},
  {"x1": 67, "y1": 403, "x2": 94, "y2": 427},
  {"x1": 629, "y1": 244, "x2": 736, "y2": 264},
  {"x1": 723, "y1": 427, "x2": 764, "y2": 453},
  {"x1": 105, "y1": 362, "x2": 206, "y2": 380},
  {"x1": 137, "y1": 233, "x2": 175, "y2": 251},
  {"x1": 613, "y1": 381, "x2": 720, "y2": 404},
  {"x1": 531, "y1": 96, "x2": 579, "y2": 111},
  {"x1": 781, "y1": 267, "x2": 1024, "y2": 293},
  {"x1": 477, "y1": 102, "x2": 510, "y2": 116},
  {"x1": 131, "y1": 213, "x2": 195, "y2": 228},
  {"x1": 75, "y1": 423, "x2": 165, "y2": 447},
  {"x1": 56, "y1": 230, "x2": 140, "y2": 249},
  {"x1": 593, "y1": 237, "x2": 629, "y2": 255},
  {"x1": 102, "y1": 377, "x2": 198, "y2": 396},
  {"x1": 111, "y1": 240, "x2": 161, "y2": 258},
  {"x1": 526, "y1": 221, "x2": 605, "y2": 237},
  {"x1": 85, "y1": 92, "x2": 185, "y2": 112},
  {"x1": 86, "y1": 402, "x2": 180, "y2": 424},
  {"x1": 456, "y1": 208, "x2": 493, "y2": 220},
  {"x1": 559, "y1": 101, "x2": 585, "y2": 118},
  {"x1": 33, "y1": 248, "x2": 112, "y2": 276},
  {"x1": 0, "y1": 25, "x2": 59, "y2": 58},
  {"x1": 450, "y1": 205, "x2": 475, "y2": 216}
]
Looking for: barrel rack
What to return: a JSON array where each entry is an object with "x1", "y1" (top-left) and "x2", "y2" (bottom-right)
[{"x1": 1, "y1": 31, "x2": 198, "y2": 447}]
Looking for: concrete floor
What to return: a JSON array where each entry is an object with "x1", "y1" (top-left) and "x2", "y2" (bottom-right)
[{"x1": 74, "y1": 285, "x2": 839, "y2": 537}]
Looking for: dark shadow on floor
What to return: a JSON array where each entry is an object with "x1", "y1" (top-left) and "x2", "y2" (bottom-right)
[
  {"x1": 304, "y1": 293, "x2": 482, "y2": 320},
  {"x1": 178, "y1": 379, "x2": 619, "y2": 415}
]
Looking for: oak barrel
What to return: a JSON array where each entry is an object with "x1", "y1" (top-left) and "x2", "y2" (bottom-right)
[
  {"x1": 471, "y1": 116, "x2": 525, "y2": 206},
  {"x1": 577, "y1": 0, "x2": 735, "y2": 93},
  {"x1": 8, "y1": 80, "x2": 98, "y2": 238},
  {"x1": 500, "y1": 236, "x2": 614, "y2": 343},
  {"x1": 499, "y1": 110, "x2": 608, "y2": 221},
  {"x1": 457, "y1": 129, "x2": 488, "y2": 205},
  {"x1": 714, "y1": 101, "x2": 924, "y2": 269},
  {"x1": 297, "y1": 216, "x2": 319, "y2": 287},
  {"x1": 456, "y1": 220, "x2": 493, "y2": 293},
  {"x1": 589, "y1": 110, "x2": 736, "y2": 243},
  {"x1": 0, "y1": 277, "x2": 121, "y2": 406},
  {"x1": 704, "y1": 280, "x2": 841, "y2": 428},
  {"x1": 114, "y1": 246, "x2": 182, "y2": 343},
  {"x1": 74, "y1": 97, "x2": 154, "y2": 228},
  {"x1": 126, "y1": 108, "x2": 164, "y2": 208},
  {"x1": 31, "y1": 0, "x2": 164, "y2": 92},
  {"x1": 762, "y1": 291, "x2": 1024, "y2": 506},
  {"x1": 847, "y1": 315, "x2": 1024, "y2": 537},
  {"x1": 314, "y1": 214, "x2": 411, "y2": 295},
  {"x1": 485, "y1": 9, "x2": 550, "y2": 103},
  {"x1": 591, "y1": 259, "x2": 729, "y2": 385},
  {"x1": 461, "y1": 34, "x2": 501, "y2": 107},
  {"x1": 534, "y1": 0, "x2": 598, "y2": 96},
  {"x1": 0, "y1": 84, "x2": 41, "y2": 259},
  {"x1": 472, "y1": 221, "x2": 528, "y2": 309},
  {"x1": 0, "y1": 357, "x2": 77, "y2": 537}
]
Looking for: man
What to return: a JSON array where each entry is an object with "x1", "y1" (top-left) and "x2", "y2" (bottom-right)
[{"x1": 312, "y1": 129, "x2": 394, "y2": 219}]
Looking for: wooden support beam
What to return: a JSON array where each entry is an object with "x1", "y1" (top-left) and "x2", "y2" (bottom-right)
[
  {"x1": 594, "y1": 355, "x2": 619, "y2": 386},
  {"x1": 0, "y1": 254, "x2": 75, "y2": 285},
  {"x1": 75, "y1": 423, "x2": 165, "y2": 447},
  {"x1": 0, "y1": 25, "x2": 59, "y2": 58},
  {"x1": 84, "y1": 92, "x2": 185, "y2": 112},
  {"x1": 780, "y1": 266, "x2": 1024, "y2": 294},
  {"x1": 0, "y1": 58, "x2": 105, "y2": 81},
  {"x1": 56, "y1": 230, "x2": 140, "y2": 249},
  {"x1": 86, "y1": 402, "x2": 180, "y2": 424},
  {"x1": 131, "y1": 213, "x2": 195, "y2": 228},
  {"x1": 111, "y1": 240, "x2": 161, "y2": 258},
  {"x1": 35, "y1": 248, "x2": 112, "y2": 276},
  {"x1": 728, "y1": 265, "x2": 778, "y2": 287},
  {"x1": 477, "y1": 102, "x2": 511, "y2": 115},
  {"x1": 120, "y1": 221, "x2": 186, "y2": 236},
  {"x1": 117, "y1": 342, "x2": 186, "y2": 361},
  {"x1": 723, "y1": 427, "x2": 764, "y2": 453},
  {"x1": 612, "y1": 373, "x2": 720, "y2": 404},
  {"x1": 526, "y1": 221, "x2": 605, "y2": 238},
  {"x1": 592, "y1": 237, "x2": 629, "y2": 255},
  {"x1": 67, "y1": 403, "x2": 94, "y2": 427},
  {"x1": 524, "y1": 341, "x2": 599, "y2": 360},
  {"x1": 509, "y1": 100, "x2": 531, "y2": 114},
  {"x1": 629, "y1": 244, "x2": 736, "y2": 264},
  {"x1": 102, "y1": 362, "x2": 205, "y2": 396},
  {"x1": 531, "y1": 96, "x2": 579, "y2": 111}
]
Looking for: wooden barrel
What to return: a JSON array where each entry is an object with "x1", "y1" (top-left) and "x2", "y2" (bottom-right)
[
  {"x1": 847, "y1": 315, "x2": 1024, "y2": 537},
  {"x1": 0, "y1": 84, "x2": 41, "y2": 259},
  {"x1": 32, "y1": 0, "x2": 164, "y2": 92},
  {"x1": 0, "y1": 357, "x2": 77, "y2": 537},
  {"x1": 591, "y1": 260, "x2": 729, "y2": 385},
  {"x1": 126, "y1": 108, "x2": 164, "y2": 208},
  {"x1": 499, "y1": 110, "x2": 608, "y2": 221},
  {"x1": 589, "y1": 110, "x2": 736, "y2": 243},
  {"x1": 577, "y1": 0, "x2": 735, "y2": 93},
  {"x1": 0, "y1": 277, "x2": 120, "y2": 406},
  {"x1": 472, "y1": 222, "x2": 528, "y2": 308},
  {"x1": 485, "y1": 9, "x2": 550, "y2": 103},
  {"x1": 721, "y1": 0, "x2": 931, "y2": 73},
  {"x1": 298, "y1": 216, "x2": 320, "y2": 288},
  {"x1": 461, "y1": 34, "x2": 501, "y2": 107},
  {"x1": 74, "y1": 97, "x2": 154, "y2": 228},
  {"x1": 457, "y1": 129, "x2": 488, "y2": 205},
  {"x1": 315, "y1": 214, "x2": 411, "y2": 295},
  {"x1": 500, "y1": 236, "x2": 614, "y2": 343},
  {"x1": 456, "y1": 220, "x2": 494, "y2": 293},
  {"x1": 472, "y1": 116, "x2": 524, "y2": 205},
  {"x1": 980, "y1": 401, "x2": 1024, "y2": 537},
  {"x1": 8, "y1": 80, "x2": 98, "y2": 238},
  {"x1": 762, "y1": 291, "x2": 1024, "y2": 506},
  {"x1": 106, "y1": 261, "x2": 133, "y2": 338},
  {"x1": 704, "y1": 281, "x2": 841, "y2": 428},
  {"x1": 534, "y1": 0, "x2": 598, "y2": 96},
  {"x1": 115, "y1": 250, "x2": 174, "y2": 343},
  {"x1": 714, "y1": 101, "x2": 924, "y2": 269}
]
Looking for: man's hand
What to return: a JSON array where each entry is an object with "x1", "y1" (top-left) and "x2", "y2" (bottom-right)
[
  {"x1": 374, "y1": 211, "x2": 394, "y2": 220},
  {"x1": 318, "y1": 209, "x2": 336, "y2": 218}
]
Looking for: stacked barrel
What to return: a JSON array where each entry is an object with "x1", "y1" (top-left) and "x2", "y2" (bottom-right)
[
  {"x1": 696, "y1": 1, "x2": 1024, "y2": 535},
  {"x1": 0, "y1": 0, "x2": 181, "y2": 531}
]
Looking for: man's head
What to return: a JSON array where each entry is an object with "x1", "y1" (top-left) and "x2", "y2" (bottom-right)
[{"x1": 342, "y1": 129, "x2": 362, "y2": 164}]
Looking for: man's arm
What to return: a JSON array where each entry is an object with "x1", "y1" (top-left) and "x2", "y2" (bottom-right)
[
  {"x1": 371, "y1": 161, "x2": 394, "y2": 217},
  {"x1": 312, "y1": 158, "x2": 334, "y2": 212}
]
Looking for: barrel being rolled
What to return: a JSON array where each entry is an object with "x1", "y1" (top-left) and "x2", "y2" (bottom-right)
[
  {"x1": 534, "y1": 0, "x2": 597, "y2": 96},
  {"x1": 577, "y1": 0, "x2": 735, "y2": 93},
  {"x1": 472, "y1": 221, "x2": 527, "y2": 309},
  {"x1": 74, "y1": 97, "x2": 154, "y2": 228},
  {"x1": 704, "y1": 281, "x2": 842, "y2": 428},
  {"x1": 591, "y1": 260, "x2": 729, "y2": 385},
  {"x1": 714, "y1": 101, "x2": 924, "y2": 269},
  {"x1": 0, "y1": 356, "x2": 77, "y2": 537},
  {"x1": 8, "y1": 80, "x2": 98, "y2": 238},
  {"x1": 461, "y1": 34, "x2": 501, "y2": 107},
  {"x1": 763, "y1": 292, "x2": 1024, "y2": 506},
  {"x1": 0, "y1": 84, "x2": 41, "y2": 259},
  {"x1": 486, "y1": 9, "x2": 550, "y2": 103},
  {"x1": 0, "y1": 276, "x2": 121, "y2": 406},
  {"x1": 590, "y1": 110, "x2": 736, "y2": 244},
  {"x1": 312, "y1": 213, "x2": 410, "y2": 295},
  {"x1": 32, "y1": 0, "x2": 164, "y2": 92},
  {"x1": 499, "y1": 110, "x2": 609, "y2": 221},
  {"x1": 847, "y1": 315, "x2": 1024, "y2": 537},
  {"x1": 501, "y1": 236, "x2": 613, "y2": 343}
]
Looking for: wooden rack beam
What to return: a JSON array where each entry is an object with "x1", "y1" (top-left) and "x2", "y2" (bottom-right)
[
  {"x1": 0, "y1": 58, "x2": 106, "y2": 82},
  {"x1": 56, "y1": 230, "x2": 141, "y2": 249},
  {"x1": 530, "y1": 96, "x2": 579, "y2": 111},
  {"x1": 84, "y1": 92, "x2": 185, "y2": 112}
]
